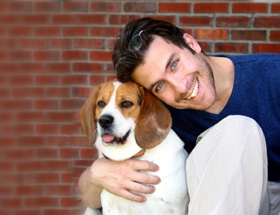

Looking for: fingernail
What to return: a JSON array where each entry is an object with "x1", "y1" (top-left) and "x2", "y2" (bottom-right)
[{"x1": 142, "y1": 197, "x2": 146, "y2": 202}]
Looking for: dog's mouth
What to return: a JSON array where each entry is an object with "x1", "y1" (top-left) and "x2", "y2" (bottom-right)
[{"x1": 102, "y1": 129, "x2": 131, "y2": 144}]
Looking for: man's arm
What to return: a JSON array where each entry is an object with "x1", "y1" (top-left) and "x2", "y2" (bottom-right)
[{"x1": 78, "y1": 157, "x2": 161, "y2": 208}]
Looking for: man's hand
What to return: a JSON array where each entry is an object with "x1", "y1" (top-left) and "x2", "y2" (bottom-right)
[
  {"x1": 90, "y1": 157, "x2": 161, "y2": 202},
  {"x1": 78, "y1": 157, "x2": 161, "y2": 208}
]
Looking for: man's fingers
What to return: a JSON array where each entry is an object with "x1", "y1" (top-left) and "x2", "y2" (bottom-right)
[
  {"x1": 119, "y1": 189, "x2": 146, "y2": 202},
  {"x1": 126, "y1": 159, "x2": 159, "y2": 172},
  {"x1": 133, "y1": 171, "x2": 161, "y2": 185}
]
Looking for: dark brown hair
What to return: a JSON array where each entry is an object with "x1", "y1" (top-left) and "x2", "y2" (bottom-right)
[{"x1": 112, "y1": 17, "x2": 195, "y2": 83}]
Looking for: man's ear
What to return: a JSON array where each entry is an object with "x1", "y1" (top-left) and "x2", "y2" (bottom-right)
[{"x1": 183, "y1": 33, "x2": 202, "y2": 53}]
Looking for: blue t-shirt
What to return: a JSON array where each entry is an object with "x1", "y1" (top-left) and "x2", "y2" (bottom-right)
[{"x1": 166, "y1": 53, "x2": 280, "y2": 182}]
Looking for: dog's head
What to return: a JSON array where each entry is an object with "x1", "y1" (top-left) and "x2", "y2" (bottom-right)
[{"x1": 80, "y1": 81, "x2": 172, "y2": 161}]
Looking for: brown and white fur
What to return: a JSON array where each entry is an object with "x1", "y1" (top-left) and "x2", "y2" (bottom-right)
[{"x1": 80, "y1": 81, "x2": 189, "y2": 215}]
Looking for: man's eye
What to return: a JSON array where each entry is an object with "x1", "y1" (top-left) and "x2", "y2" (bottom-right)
[
  {"x1": 156, "y1": 82, "x2": 164, "y2": 92},
  {"x1": 171, "y1": 61, "x2": 178, "y2": 71},
  {"x1": 97, "y1": 101, "x2": 106, "y2": 108},
  {"x1": 121, "y1": 101, "x2": 133, "y2": 108}
]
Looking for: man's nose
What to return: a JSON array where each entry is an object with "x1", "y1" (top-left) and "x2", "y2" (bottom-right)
[{"x1": 169, "y1": 76, "x2": 187, "y2": 94}]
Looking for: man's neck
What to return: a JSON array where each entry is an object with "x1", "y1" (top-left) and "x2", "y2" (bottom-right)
[{"x1": 204, "y1": 54, "x2": 235, "y2": 114}]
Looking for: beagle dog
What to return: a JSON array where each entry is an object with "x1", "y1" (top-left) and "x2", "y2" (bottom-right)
[{"x1": 80, "y1": 81, "x2": 189, "y2": 215}]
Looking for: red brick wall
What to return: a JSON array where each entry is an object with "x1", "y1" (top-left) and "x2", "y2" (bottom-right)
[{"x1": 0, "y1": 1, "x2": 279, "y2": 214}]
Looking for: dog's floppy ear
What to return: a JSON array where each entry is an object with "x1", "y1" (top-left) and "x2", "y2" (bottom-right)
[
  {"x1": 135, "y1": 87, "x2": 172, "y2": 149},
  {"x1": 80, "y1": 86, "x2": 100, "y2": 145}
]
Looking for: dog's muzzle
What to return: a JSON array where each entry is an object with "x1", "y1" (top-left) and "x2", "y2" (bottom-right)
[{"x1": 98, "y1": 114, "x2": 114, "y2": 129}]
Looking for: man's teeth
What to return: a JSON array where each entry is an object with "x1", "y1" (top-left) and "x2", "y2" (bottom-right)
[{"x1": 187, "y1": 80, "x2": 199, "y2": 99}]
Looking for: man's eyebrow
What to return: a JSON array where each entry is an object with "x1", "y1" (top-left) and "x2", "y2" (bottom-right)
[{"x1": 148, "y1": 53, "x2": 175, "y2": 92}]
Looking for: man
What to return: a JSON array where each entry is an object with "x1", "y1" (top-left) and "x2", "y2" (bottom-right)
[{"x1": 79, "y1": 18, "x2": 280, "y2": 214}]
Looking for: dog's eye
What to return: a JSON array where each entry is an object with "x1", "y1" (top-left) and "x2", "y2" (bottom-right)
[
  {"x1": 97, "y1": 101, "x2": 106, "y2": 108},
  {"x1": 121, "y1": 101, "x2": 133, "y2": 108}
]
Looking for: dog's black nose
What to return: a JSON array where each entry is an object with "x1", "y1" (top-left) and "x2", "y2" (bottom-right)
[{"x1": 98, "y1": 115, "x2": 114, "y2": 129}]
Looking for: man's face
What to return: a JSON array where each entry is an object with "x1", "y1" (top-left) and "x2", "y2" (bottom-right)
[{"x1": 132, "y1": 35, "x2": 216, "y2": 110}]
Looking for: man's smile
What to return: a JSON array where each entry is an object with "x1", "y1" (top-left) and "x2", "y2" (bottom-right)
[{"x1": 186, "y1": 78, "x2": 199, "y2": 100}]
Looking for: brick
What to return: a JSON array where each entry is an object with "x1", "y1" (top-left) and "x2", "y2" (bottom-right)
[
  {"x1": 45, "y1": 63, "x2": 70, "y2": 73},
  {"x1": 73, "y1": 62, "x2": 103, "y2": 72},
  {"x1": 61, "y1": 197, "x2": 80, "y2": 207},
  {"x1": 8, "y1": 26, "x2": 32, "y2": 37},
  {"x1": 72, "y1": 87, "x2": 95, "y2": 97},
  {"x1": 74, "y1": 39, "x2": 104, "y2": 49},
  {"x1": 61, "y1": 75, "x2": 87, "y2": 85},
  {"x1": 109, "y1": 15, "x2": 141, "y2": 25},
  {"x1": 21, "y1": 15, "x2": 50, "y2": 25},
  {"x1": 252, "y1": 43, "x2": 280, "y2": 53},
  {"x1": 9, "y1": 75, "x2": 32, "y2": 85},
  {"x1": 0, "y1": 100, "x2": 32, "y2": 111},
  {"x1": 35, "y1": 75, "x2": 59, "y2": 85},
  {"x1": 81, "y1": 148, "x2": 98, "y2": 159},
  {"x1": 19, "y1": 63, "x2": 44, "y2": 73},
  {"x1": 2, "y1": 198, "x2": 22, "y2": 208},
  {"x1": 91, "y1": 2, "x2": 121, "y2": 12},
  {"x1": 11, "y1": 88, "x2": 45, "y2": 98},
  {"x1": 9, "y1": 1, "x2": 32, "y2": 12},
  {"x1": 34, "y1": 2, "x2": 60, "y2": 12},
  {"x1": 198, "y1": 42, "x2": 211, "y2": 53},
  {"x1": 0, "y1": 113, "x2": 12, "y2": 123},
  {"x1": 65, "y1": 136, "x2": 88, "y2": 147},
  {"x1": 146, "y1": 15, "x2": 175, "y2": 25},
  {"x1": 48, "y1": 39, "x2": 72, "y2": 49},
  {"x1": 45, "y1": 160, "x2": 71, "y2": 171},
  {"x1": 108, "y1": 39, "x2": 117, "y2": 49},
  {"x1": 13, "y1": 210, "x2": 41, "y2": 215},
  {"x1": 36, "y1": 124, "x2": 58, "y2": 134},
  {"x1": 17, "y1": 136, "x2": 45, "y2": 147},
  {"x1": 44, "y1": 209, "x2": 72, "y2": 215},
  {"x1": 60, "y1": 99, "x2": 87, "y2": 109},
  {"x1": 0, "y1": 15, "x2": 18, "y2": 25},
  {"x1": 74, "y1": 160, "x2": 95, "y2": 167},
  {"x1": 216, "y1": 16, "x2": 250, "y2": 27},
  {"x1": 0, "y1": 63, "x2": 17, "y2": 73},
  {"x1": 35, "y1": 173, "x2": 59, "y2": 183},
  {"x1": 158, "y1": 3, "x2": 190, "y2": 13},
  {"x1": 25, "y1": 197, "x2": 58, "y2": 207},
  {"x1": 46, "y1": 136, "x2": 72, "y2": 146},
  {"x1": 16, "y1": 112, "x2": 45, "y2": 123},
  {"x1": 0, "y1": 2, "x2": 7, "y2": 12},
  {"x1": 90, "y1": 27, "x2": 121, "y2": 37},
  {"x1": 0, "y1": 161, "x2": 13, "y2": 172},
  {"x1": 17, "y1": 161, "x2": 43, "y2": 171},
  {"x1": 0, "y1": 186, "x2": 12, "y2": 195},
  {"x1": 90, "y1": 75, "x2": 105, "y2": 85},
  {"x1": 0, "y1": 89, "x2": 9, "y2": 99},
  {"x1": 45, "y1": 112, "x2": 74, "y2": 122},
  {"x1": 254, "y1": 16, "x2": 280, "y2": 28},
  {"x1": 270, "y1": 31, "x2": 280, "y2": 41},
  {"x1": 34, "y1": 99, "x2": 58, "y2": 110},
  {"x1": 194, "y1": 29, "x2": 228, "y2": 40},
  {"x1": 0, "y1": 75, "x2": 6, "y2": 84},
  {"x1": 90, "y1": 51, "x2": 112, "y2": 61},
  {"x1": 15, "y1": 185, "x2": 43, "y2": 196},
  {"x1": 63, "y1": 2, "x2": 88, "y2": 12},
  {"x1": 215, "y1": 43, "x2": 248, "y2": 53},
  {"x1": 18, "y1": 39, "x2": 47, "y2": 49},
  {"x1": 3, "y1": 124, "x2": 34, "y2": 135},
  {"x1": 75, "y1": 14, "x2": 106, "y2": 24},
  {"x1": 52, "y1": 15, "x2": 75, "y2": 24},
  {"x1": 45, "y1": 185, "x2": 72, "y2": 195},
  {"x1": 62, "y1": 51, "x2": 88, "y2": 61},
  {"x1": 124, "y1": 2, "x2": 155, "y2": 12},
  {"x1": 47, "y1": 87, "x2": 70, "y2": 97},
  {"x1": 61, "y1": 172, "x2": 74, "y2": 183},
  {"x1": 194, "y1": 3, "x2": 228, "y2": 13},
  {"x1": 60, "y1": 148, "x2": 79, "y2": 158},
  {"x1": 36, "y1": 148, "x2": 58, "y2": 158},
  {"x1": 106, "y1": 75, "x2": 117, "y2": 82},
  {"x1": 179, "y1": 16, "x2": 213, "y2": 27},
  {"x1": 232, "y1": 30, "x2": 266, "y2": 41},
  {"x1": 10, "y1": 51, "x2": 32, "y2": 61},
  {"x1": 34, "y1": 51, "x2": 60, "y2": 61},
  {"x1": 232, "y1": 3, "x2": 268, "y2": 13},
  {"x1": 34, "y1": 27, "x2": 60, "y2": 37},
  {"x1": 62, "y1": 27, "x2": 88, "y2": 37},
  {"x1": 271, "y1": 3, "x2": 280, "y2": 13}
]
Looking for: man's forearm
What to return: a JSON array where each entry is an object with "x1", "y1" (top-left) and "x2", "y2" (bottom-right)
[{"x1": 78, "y1": 167, "x2": 102, "y2": 208}]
